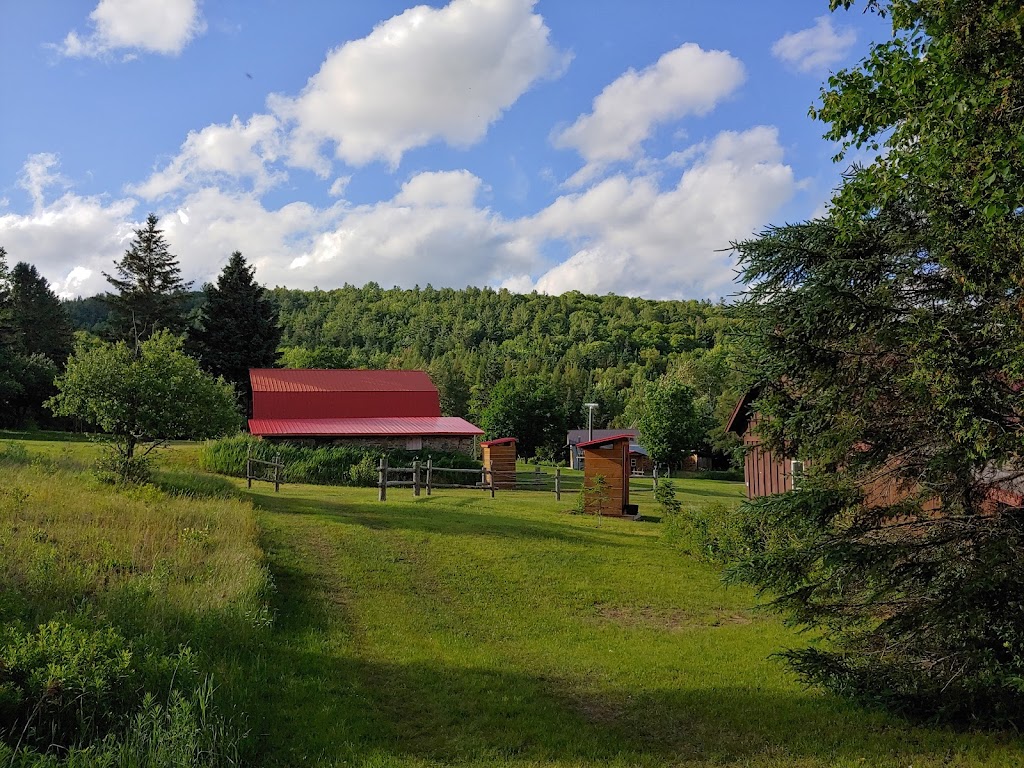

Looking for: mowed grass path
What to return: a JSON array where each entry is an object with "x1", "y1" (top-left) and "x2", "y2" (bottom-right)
[{"x1": 227, "y1": 476, "x2": 1023, "y2": 767}]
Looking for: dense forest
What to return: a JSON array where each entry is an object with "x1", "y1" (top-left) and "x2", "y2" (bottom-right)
[{"x1": 64, "y1": 283, "x2": 742, "y2": 459}]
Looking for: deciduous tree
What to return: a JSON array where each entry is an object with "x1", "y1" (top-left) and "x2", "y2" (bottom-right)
[
  {"x1": 480, "y1": 376, "x2": 567, "y2": 458},
  {"x1": 48, "y1": 331, "x2": 238, "y2": 482},
  {"x1": 631, "y1": 377, "x2": 704, "y2": 468}
]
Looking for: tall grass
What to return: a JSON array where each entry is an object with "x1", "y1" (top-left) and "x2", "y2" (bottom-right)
[
  {"x1": 199, "y1": 433, "x2": 479, "y2": 487},
  {"x1": 0, "y1": 441, "x2": 269, "y2": 765}
]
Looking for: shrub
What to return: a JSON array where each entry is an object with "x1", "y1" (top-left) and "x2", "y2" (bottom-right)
[
  {"x1": 0, "y1": 622, "x2": 137, "y2": 750},
  {"x1": 199, "y1": 433, "x2": 479, "y2": 487},
  {"x1": 94, "y1": 443, "x2": 152, "y2": 485},
  {"x1": 661, "y1": 496, "x2": 766, "y2": 565},
  {"x1": 348, "y1": 454, "x2": 378, "y2": 487}
]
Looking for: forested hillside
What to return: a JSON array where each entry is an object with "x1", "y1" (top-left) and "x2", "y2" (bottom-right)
[{"x1": 66, "y1": 283, "x2": 741, "y2": 458}]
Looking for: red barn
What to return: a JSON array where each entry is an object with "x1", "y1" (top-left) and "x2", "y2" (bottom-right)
[{"x1": 248, "y1": 369, "x2": 483, "y2": 453}]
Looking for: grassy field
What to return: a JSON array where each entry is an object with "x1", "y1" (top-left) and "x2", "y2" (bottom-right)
[{"x1": 3, "y1": 432, "x2": 1023, "y2": 766}]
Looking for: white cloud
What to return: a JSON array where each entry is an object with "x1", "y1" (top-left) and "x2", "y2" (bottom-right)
[
  {"x1": 281, "y1": 170, "x2": 534, "y2": 288},
  {"x1": 771, "y1": 16, "x2": 856, "y2": 74},
  {"x1": 58, "y1": 0, "x2": 205, "y2": 58},
  {"x1": 1, "y1": 159, "x2": 137, "y2": 298},
  {"x1": 131, "y1": 115, "x2": 284, "y2": 199},
  {"x1": 19, "y1": 153, "x2": 69, "y2": 211},
  {"x1": 529, "y1": 126, "x2": 797, "y2": 299},
  {"x1": 554, "y1": 43, "x2": 745, "y2": 186},
  {"x1": 269, "y1": 0, "x2": 566, "y2": 171}
]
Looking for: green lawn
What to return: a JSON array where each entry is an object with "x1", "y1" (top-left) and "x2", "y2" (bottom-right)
[{"x1": 3, "y1": 432, "x2": 1023, "y2": 766}]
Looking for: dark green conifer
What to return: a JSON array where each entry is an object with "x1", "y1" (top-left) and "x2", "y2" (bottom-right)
[
  {"x1": 191, "y1": 251, "x2": 282, "y2": 414},
  {"x1": 103, "y1": 213, "x2": 192, "y2": 344}
]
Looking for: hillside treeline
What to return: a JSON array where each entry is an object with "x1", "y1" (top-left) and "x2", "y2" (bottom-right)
[{"x1": 66, "y1": 283, "x2": 742, "y2": 460}]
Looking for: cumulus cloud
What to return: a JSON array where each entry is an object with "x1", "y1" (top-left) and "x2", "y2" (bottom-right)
[
  {"x1": 772, "y1": 16, "x2": 856, "y2": 73},
  {"x1": 58, "y1": 0, "x2": 205, "y2": 59},
  {"x1": 282, "y1": 170, "x2": 534, "y2": 288},
  {"x1": 529, "y1": 126, "x2": 797, "y2": 299},
  {"x1": 554, "y1": 43, "x2": 745, "y2": 186},
  {"x1": 131, "y1": 115, "x2": 284, "y2": 199},
  {"x1": 1, "y1": 158, "x2": 137, "y2": 298},
  {"x1": 269, "y1": 0, "x2": 566, "y2": 171}
]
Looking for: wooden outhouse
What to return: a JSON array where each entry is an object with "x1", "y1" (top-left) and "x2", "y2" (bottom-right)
[
  {"x1": 481, "y1": 437, "x2": 517, "y2": 489},
  {"x1": 577, "y1": 434, "x2": 634, "y2": 516}
]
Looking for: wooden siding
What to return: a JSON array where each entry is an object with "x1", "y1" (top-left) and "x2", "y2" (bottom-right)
[
  {"x1": 482, "y1": 442, "x2": 517, "y2": 489},
  {"x1": 742, "y1": 413, "x2": 794, "y2": 499},
  {"x1": 582, "y1": 440, "x2": 630, "y2": 516}
]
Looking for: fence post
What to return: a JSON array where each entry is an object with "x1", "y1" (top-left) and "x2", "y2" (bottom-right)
[
  {"x1": 378, "y1": 457, "x2": 388, "y2": 502},
  {"x1": 274, "y1": 453, "x2": 281, "y2": 493},
  {"x1": 653, "y1": 465, "x2": 659, "y2": 491},
  {"x1": 413, "y1": 460, "x2": 421, "y2": 497},
  {"x1": 426, "y1": 458, "x2": 432, "y2": 496},
  {"x1": 489, "y1": 467, "x2": 495, "y2": 498},
  {"x1": 481, "y1": 465, "x2": 486, "y2": 490},
  {"x1": 555, "y1": 467, "x2": 561, "y2": 501}
]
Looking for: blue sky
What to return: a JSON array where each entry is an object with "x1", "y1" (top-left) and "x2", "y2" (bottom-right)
[{"x1": 0, "y1": 0, "x2": 890, "y2": 301}]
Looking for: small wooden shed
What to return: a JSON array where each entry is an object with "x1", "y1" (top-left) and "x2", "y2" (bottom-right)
[
  {"x1": 577, "y1": 434, "x2": 634, "y2": 516},
  {"x1": 481, "y1": 437, "x2": 517, "y2": 489}
]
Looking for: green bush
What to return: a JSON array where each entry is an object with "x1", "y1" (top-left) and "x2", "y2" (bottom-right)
[
  {"x1": 93, "y1": 443, "x2": 152, "y2": 485},
  {"x1": 0, "y1": 622, "x2": 138, "y2": 751},
  {"x1": 199, "y1": 433, "x2": 479, "y2": 487},
  {"x1": 661, "y1": 494, "x2": 766, "y2": 565}
]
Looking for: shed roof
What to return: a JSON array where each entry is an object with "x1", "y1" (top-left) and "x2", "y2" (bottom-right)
[
  {"x1": 576, "y1": 433, "x2": 635, "y2": 449},
  {"x1": 248, "y1": 416, "x2": 484, "y2": 438},
  {"x1": 480, "y1": 437, "x2": 517, "y2": 447},
  {"x1": 250, "y1": 368, "x2": 436, "y2": 393},
  {"x1": 567, "y1": 428, "x2": 639, "y2": 445},
  {"x1": 726, "y1": 388, "x2": 760, "y2": 436}
]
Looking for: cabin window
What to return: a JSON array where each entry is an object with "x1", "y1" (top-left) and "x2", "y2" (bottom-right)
[{"x1": 406, "y1": 437, "x2": 423, "y2": 450}]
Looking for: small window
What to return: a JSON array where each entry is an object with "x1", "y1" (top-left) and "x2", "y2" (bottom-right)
[
  {"x1": 406, "y1": 437, "x2": 423, "y2": 450},
  {"x1": 790, "y1": 460, "x2": 804, "y2": 489}
]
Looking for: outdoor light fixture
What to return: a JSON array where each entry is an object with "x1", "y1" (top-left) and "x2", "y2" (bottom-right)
[{"x1": 584, "y1": 402, "x2": 598, "y2": 441}]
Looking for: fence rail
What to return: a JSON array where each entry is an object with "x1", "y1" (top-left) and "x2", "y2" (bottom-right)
[
  {"x1": 376, "y1": 458, "x2": 661, "y2": 501},
  {"x1": 246, "y1": 446, "x2": 284, "y2": 492}
]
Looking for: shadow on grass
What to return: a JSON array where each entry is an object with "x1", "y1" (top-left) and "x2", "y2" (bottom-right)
[
  {"x1": 233, "y1": 521, "x2": 1020, "y2": 766},
  {"x1": 0, "y1": 429, "x2": 95, "y2": 443},
  {"x1": 246, "y1": 489, "x2": 633, "y2": 549}
]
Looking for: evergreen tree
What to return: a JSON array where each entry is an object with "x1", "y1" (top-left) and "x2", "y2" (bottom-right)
[
  {"x1": 191, "y1": 252, "x2": 281, "y2": 413},
  {"x1": 103, "y1": 213, "x2": 192, "y2": 344},
  {"x1": 10, "y1": 262, "x2": 74, "y2": 365},
  {"x1": 730, "y1": 0, "x2": 1024, "y2": 725}
]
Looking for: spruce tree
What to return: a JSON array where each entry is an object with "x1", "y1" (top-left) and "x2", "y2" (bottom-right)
[
  {"x1": 191, "y1": 251, "x2": 281, "y2": 414},
  {"x1": 730, "y1": 0, "x2": 1024, "y2": 725},
  {"x1": 103, "y1": 213, "x2": 192, "y2": 344},
  {"x1": 10, "y1": 262, "x2": 74, "y2": 365}
]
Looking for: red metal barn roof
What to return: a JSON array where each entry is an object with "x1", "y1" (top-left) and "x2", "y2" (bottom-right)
[
  {"x1": 248, "y1": 417, "x2": 484, "y2": 437},
  {"x1": 250, "y1": 369, "x2": 442, "y2": 420},
  {"x1": 250, "y1": 368, "x2": 437, "y2": 393}
]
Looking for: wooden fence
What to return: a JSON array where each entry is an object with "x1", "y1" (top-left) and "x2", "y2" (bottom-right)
[
  {"x1": 246, "y1": 446, "x2": 284, "y2": 492},
  {"x1": 376, "y1": 458, "x2": 661, "y2": 501}
]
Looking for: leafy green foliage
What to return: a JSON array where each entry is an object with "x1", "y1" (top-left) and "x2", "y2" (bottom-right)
[
  {"x1": 731, "y1": 0, "x2": 1024, "y2": 726},
  {"x1": 191, "y1": 252, "x2": 282, "y2": 415},
  {"x1": 199, "y1": 433, "x2": 478, "y2": 487},
  {"x1": 480, "y1": 375, "x2": 567, "y2": 458},
  {"x1": 102, "y1": 214, "x2": 193, "y2": 345},
  {"x1": 47, "y1": 332, "x2": 238, "y2": 482},
  {"x1": 633, "y1": 377, "x2": 704, "y2": 467}
]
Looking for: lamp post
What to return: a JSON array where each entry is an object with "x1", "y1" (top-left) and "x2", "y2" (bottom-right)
[{"x1": 584, "y1": 402, "x2": 598, "y2": 442}]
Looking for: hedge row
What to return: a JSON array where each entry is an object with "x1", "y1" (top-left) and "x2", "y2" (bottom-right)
[{"x1": 199, "y1": 433, "x2": 480, "y2": 487}]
